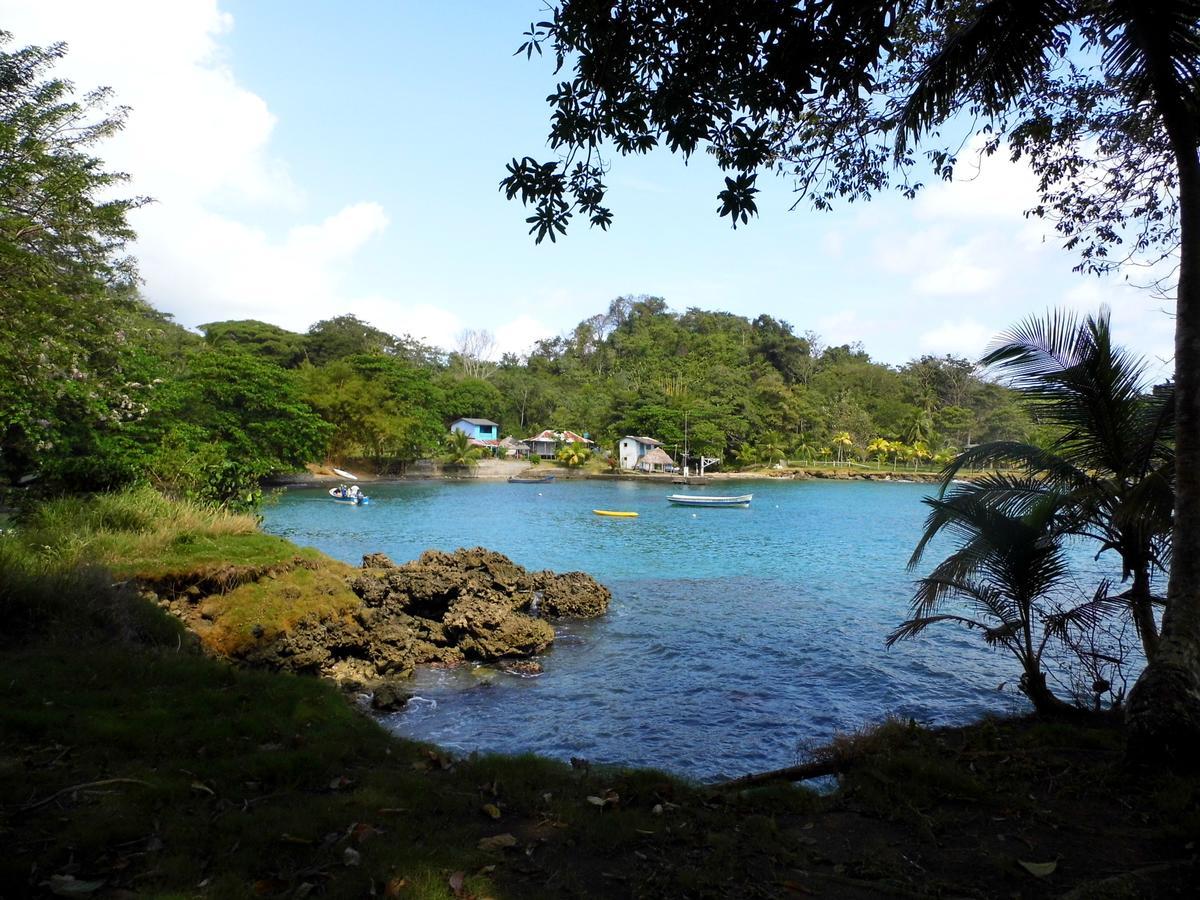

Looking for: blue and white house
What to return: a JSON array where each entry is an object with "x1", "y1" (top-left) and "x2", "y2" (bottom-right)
[{"x1": 450, "y1": 418, "x2": 500, "y2": 444}]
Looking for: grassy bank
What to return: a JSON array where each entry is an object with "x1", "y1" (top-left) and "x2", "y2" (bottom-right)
[{"x1": 2, "y1": 490, "x2": 1197, "y2": 897}]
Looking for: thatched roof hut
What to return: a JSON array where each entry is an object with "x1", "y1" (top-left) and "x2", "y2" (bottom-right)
[{"x1": 636, "y1": 446, "x2": 675, "y2": 472}]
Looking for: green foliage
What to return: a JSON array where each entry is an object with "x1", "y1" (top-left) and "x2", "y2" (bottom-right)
[
  {"x1": 439, "y1": 376, "x2": 504, "y2": 423},
  {"x1": 139, "y1": 352, "x2": 333, "y2": 508},
  {"x1": 555, "y1": 443, "x2": 591, "y2": 467},
  {"x1": 200, "y1": 319, "x2": 308, "y2": 368},
  {"x1": 300, "y1": 354, "x2": 443, "y2": 463},
  {"x1": 0, "y1": 34, "x2": 150, "y2": 484},
  {"x1": 305, "y1": 314, "x2": 399, "y2": 365},
  {"x1": 443, "y1": 429, "x2": 482, "y2": 466}
]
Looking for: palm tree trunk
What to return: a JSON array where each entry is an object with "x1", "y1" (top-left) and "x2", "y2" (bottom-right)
[
  {"x1": 1022, "y1": 668, "x2": 1075, "y2": 717},
  {"x1": 1129, "y1": 563, "x2": 1159, "y2": 661},
  {"x1": 1126, "y1": 82, "x2": 1200, "y2": 759}
]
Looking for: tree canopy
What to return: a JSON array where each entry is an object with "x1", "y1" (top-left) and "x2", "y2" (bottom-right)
[{"x1": 0, "y1": 32, "x2": 148, "y2": 484}]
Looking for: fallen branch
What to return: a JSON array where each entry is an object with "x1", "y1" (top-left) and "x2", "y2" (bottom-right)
[
  {"x1": 715, "y1": 757, "x2": 845, "y2": 790},
  {"x1": 19, "y1": 778, "x2": 152, "y2": 813}
]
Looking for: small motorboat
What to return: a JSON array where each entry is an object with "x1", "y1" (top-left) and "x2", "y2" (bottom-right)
[
  {"x1": 508, "y1": 474, "x2": 556, "y2": 484},
  {"x1": 593, "y1": 509, "x2": 638, "y2": 517},
  {"x1": 666, "y1": 493, "x2": 752, "y2": 507},
  {"x1": 329, "y1": 486, "x2": 369, "y2": 505}
]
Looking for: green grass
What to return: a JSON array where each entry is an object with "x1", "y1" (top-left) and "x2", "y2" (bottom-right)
[
  {"x1": 0, "y1": 646, "x2": 832, "y2": 899},
  {"x1": 14, "y1": 486, "x2": 315, "y2": 584},
  {"x1": 2, "y1": 488, "x2": 354, "y2": 654},
  {"x1": 201, "y1": 563, "x2": 360, "y2": 654}
]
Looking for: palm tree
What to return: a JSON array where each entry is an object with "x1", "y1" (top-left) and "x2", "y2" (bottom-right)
[
  {"x1": 443, "y1": 430, "x2": 481, "y2": 467},
  {"x1": 759, "y1": 432, "x2": 787, "y2": 466},
  {"x1": 792, "y1": 437, "x2": 818, "y2": 465},
  {"x1": 556, "y1": 443, "x2": 590, "y2": 467},
  {"x1": 867, "y1": 437, "x2": 892, "y2": 469},
  {"x1": 891, "y1": 482, "x2": 1107, "y2": 716},
  {"x1": 939, "y1": 309, "x2": 1173, "y2": 661},
  {"x1": 905, "y1": 407, "x2": 935, "y2": 447},
  {"x1": 734, "y1": 443, "x2": 759, "y2": 468},
  {"x1": 896, "y1": 0, "x2": 1200, "y2": 760},
  {"x1": 832, "y1": 431, "x2": 853, "y2": 466}
]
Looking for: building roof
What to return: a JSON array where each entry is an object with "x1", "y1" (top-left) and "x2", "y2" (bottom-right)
[
  {"x1": 525, "y1": 429, "x2": 593, "y2": 444},
  {"x1": 638, "y1": 447, "x2": 675, "y2": 467},
  {"x1": 623, "y1": 435, "x2": 662, "y2": 446},
  {"x1": 456, "y1": 417, "x2": 500, "y2": 427},
  {"x1": 499, "y1": 435, "x2": 530, "y2": 450},
  {"x1": 467, "y1": 438, "x2": 500, "y2": 447}
]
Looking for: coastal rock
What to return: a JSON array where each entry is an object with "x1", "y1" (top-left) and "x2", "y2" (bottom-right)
[
  {"x1": 362, "y1": 552, "x2": 396, "y2": 569},
  {"x1": 532, "y1": 570, "x2": 612, "y2": 618},
  {"x1": 370, "y1": 681, "x2": 411, "y2": 711},
  {"x1": 234, "y1": 547, "x2": 608, "y2": 686}
]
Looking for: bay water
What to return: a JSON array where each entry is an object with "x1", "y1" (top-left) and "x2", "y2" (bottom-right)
[{"x1": 262, "y1": 478, "x2": 1111, "y2": 781}]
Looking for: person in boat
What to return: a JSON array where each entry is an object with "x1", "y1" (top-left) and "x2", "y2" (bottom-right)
[
  {"x1": 335, "y1": 483, "x2": 349, "y2": 498},
  {"x1": 348, "y1": 484, "x2": 362, "y2": 500}
]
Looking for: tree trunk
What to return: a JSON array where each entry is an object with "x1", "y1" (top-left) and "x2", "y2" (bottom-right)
[
  {"x1": 1021, "y1": 667, "x2": 1076, "y2": 717},
  {"x1": 1129, "y1": 563, "x2": 1159, "y2": 661},
  {"x1": 1126, "y1": 84, "x2": 1200, "y2": 761}
]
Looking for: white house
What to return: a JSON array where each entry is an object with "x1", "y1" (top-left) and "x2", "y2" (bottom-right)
[{"x1": 618, "y1": 436, "x2": 663, "y2": 470}]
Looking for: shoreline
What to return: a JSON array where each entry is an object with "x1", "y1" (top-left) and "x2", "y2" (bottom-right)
[{"x1": 268, "y1": 462, "x2": 959, "y2": 487}]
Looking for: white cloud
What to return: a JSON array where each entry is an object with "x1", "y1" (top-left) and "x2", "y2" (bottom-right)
[
  {"x1": 912, "y1": 249, "x2": 1000, "y2": 296},
  {"x1": 350, "y1": 301, "x2": 464, "y2": 350},
  {"x1": 918, "y1": 320, "x2": 994, "y2": 358},
  {"x1": 0, "y1": 0, "x2": 392, "y2": 333},
  {"x1": 494, "y1": 315, "x2": 555, "y2": 358},
  {"x1": 135, "y1": 202, "x2": 390, "y2": 330}
]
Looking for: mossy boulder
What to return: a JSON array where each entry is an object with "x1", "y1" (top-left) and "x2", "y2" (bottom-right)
[{"x1": 217, "y1": 547, "x2": 608, "y2": 684}]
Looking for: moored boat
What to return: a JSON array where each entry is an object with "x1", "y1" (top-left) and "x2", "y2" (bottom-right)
[
  {"x1": 508, "y1": 475, "x2": 556, "y2": 483},
  {"x1": 593, "y1": 509, "x2": 638, "y2": 517},
  {"x1": 666, "y1": 493, "x2": 752, "y2": 507},
  {"x1": 329, "y1": 486, "x2": 369, "y2": 505}
]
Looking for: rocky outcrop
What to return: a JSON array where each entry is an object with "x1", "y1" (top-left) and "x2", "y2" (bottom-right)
[{"x1": 235, "y1": 547, "x2": 609, "y2": 695}]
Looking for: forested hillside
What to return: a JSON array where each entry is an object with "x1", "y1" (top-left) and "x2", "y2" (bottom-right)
[{"x1": 194, "y1": 296, "x2": 1035, "y2": 472}]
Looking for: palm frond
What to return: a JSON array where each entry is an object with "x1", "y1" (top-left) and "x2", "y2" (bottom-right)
[
  {"x1": 1096, "y1": 0, "x2": 1200, "y2": 112},
  {"x1": 1042, "y1": 580, "x2": 1122, "y2": 637},
  {"x1": 886, "y1": 612, "x2": 998, "y2": 647},
  {"x1": 939, "y1": 440, "x2": 1088, "y2": 488},
  {"x1": 981, "y1": 307, "x2": 1085, "y2": 376},
  {"x1": 898, "y1": 0, "x2": 1075, "y2": 152}
]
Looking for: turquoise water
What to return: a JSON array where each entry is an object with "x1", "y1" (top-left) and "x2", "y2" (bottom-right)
[{"x1": 262, "y1": 478, "x2": 1114, "y2": 781}]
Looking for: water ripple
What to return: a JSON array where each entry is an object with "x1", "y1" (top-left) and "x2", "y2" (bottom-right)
[{"x1": 262, "y1": 478, "x2": 1125, "y2": 781}]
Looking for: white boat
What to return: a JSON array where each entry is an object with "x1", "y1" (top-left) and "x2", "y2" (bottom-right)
[
  {"x1": 329, "y1": 486, "x2": 369, "y2": 505},
  {"x1": 332, "y1": 467, "x2": 358, "y2": 480},
  {"x1": 666, "y1": 493, "x2": 752, "y2": 507}
]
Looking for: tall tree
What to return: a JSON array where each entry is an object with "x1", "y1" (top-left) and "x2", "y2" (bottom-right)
[
  {"x1": 0, "y1": 33, "x2": 148, "y2": 484},
  {"x1": 504, "y1": 0, "x2": 1200, "y2": 759},
  {"x1": 305, "y1": 314, "x2": 398, "y2": 365}
]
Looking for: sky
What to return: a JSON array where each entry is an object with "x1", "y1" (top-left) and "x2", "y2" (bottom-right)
[{"x1": 0, "y1": 0, "x2": 1177, "y2": 374}]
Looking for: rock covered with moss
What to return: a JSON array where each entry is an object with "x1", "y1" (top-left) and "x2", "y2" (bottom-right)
[{"x1": 238, "y1": 547, "x2": 609, "y2": 690}]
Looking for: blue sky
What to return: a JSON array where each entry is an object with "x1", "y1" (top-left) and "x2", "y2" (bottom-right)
[{"x1": 0, "y1": 1, "x2": 1176, "y2": 373}]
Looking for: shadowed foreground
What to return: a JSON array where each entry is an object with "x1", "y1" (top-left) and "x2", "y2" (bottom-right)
[{"x1": 3, "y1": 644, "x2": 1198, "y2": 898}]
